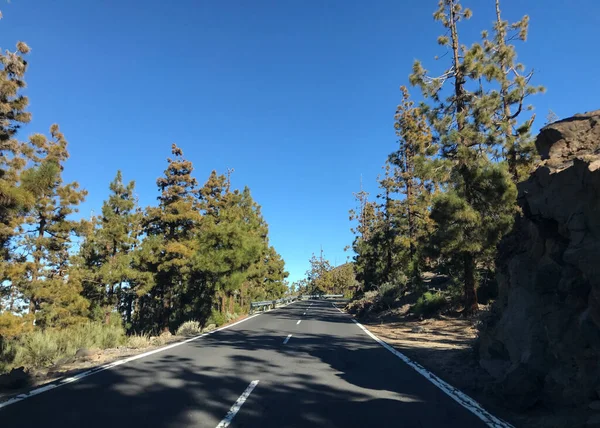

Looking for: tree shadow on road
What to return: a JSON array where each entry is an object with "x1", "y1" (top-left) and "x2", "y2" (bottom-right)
[{"x1": 0, "y1": 301, "x2": 489, "y2": 428}]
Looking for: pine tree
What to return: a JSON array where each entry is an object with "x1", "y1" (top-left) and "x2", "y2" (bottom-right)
[
  {"x1": 376, "y1": 163, "x2": 401, "y2": 285},
  {"x1": 199, "y1": 170, "x2": 228, "y2": 218},
  {"x1": 0, "y1": 40, "x2": 32, "y2": 261},
  {"x1": 261, "y1": 246, "x2": 288, "y2": 298},
  {"x1": 330, "y1": 263, "x2": 356, "y2": 296},
  {"x1": 349, "y1": 185, "x2": 385, "y2": 292},
  {"x1": 482, "y1": 0, "x2": 544, "y2": 182},
  {"x1": 141, "y1": 144, "x2": 201, "y2": 332},
  {"x1": 78, "y1": 171, "x2": 145, "y2": 325},
  {"x1": 197, "y1": 175, "x2": 286, "y2": 314},
  {"x1": 388, "y1": 86, "x2": 438, "y2": 285},
  {"x1": 410, "y1": 0, "x2": 517, "y2": 313},
  {"x1": 12, "y1": 125, "x2": 89, "y2": 327},
  {"x1": 305, "y1": 250, "x2": 333, "y2": 295}
]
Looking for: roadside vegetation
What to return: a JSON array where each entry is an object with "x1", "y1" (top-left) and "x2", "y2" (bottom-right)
[
  {"x1": 0, "y1": 14, "x2": 288, "y2": 376},
  {"x1": 343, "y1": 0, "x2": 543, "y2": 318},
  {"x1": 292, "y1": 251, "x2": 358, "y2": 298}
]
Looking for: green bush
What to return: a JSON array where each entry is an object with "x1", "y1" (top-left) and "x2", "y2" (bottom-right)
[
  {"x1": 412, "y1": 291, "x2": 447, "y2": 317},
  {"x1": 176, "y1": 320, "x2": 202, "y2": 337},
  {"x1": 151, "y1": 331, "x2": 172, "y2": 346},
  {"x1": 233, "y1": 302, "x2": 245, "y2": 315},
  {"x1": 65, "y1": 322, "x2": 125, "y2": 350},
  {"x1": 127, "y1": 334, "x2": 151, "y2": 349},
  {"x1": 0, "y1": 321, "x2": 127, "y2": 374},
  {"x1": 377, "y1": 282, "x2": 402, "y2": 310},
  {"x1": 207, "y1": 309, "x2": 226, "y2": 327},
  {"x1": 346, "y1": 291, "x2": 378, "y2": 317},
  {"x1": 0, "y1": 336, "x2": 18, "y2": 374},
  {"x1": 17, "y1": 330, "x2": 65, "y2": 368}
]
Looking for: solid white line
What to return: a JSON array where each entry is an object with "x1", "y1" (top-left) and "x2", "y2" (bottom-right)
[
  {"x1": 296, "y1": 320, "x2": 301, "y2": 325},
  {"x1": 283, "y1": 334, "x2": 292, "y2": 344},
  {"x1": 0, "y1": 313, "x2": 262, "y2": 410},
  {"x1": 331, "y1": 303, "x2": 513, "y2": 428},
  {"x1": 216, "y1": 380, "x2": 259, "y2": 428}
]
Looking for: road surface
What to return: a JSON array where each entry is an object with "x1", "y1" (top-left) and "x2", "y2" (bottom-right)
[{"x1": 0, "y1": 300, "x2": 499, "y2": 427}]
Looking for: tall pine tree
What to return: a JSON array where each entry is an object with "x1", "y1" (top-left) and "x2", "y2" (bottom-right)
[
  {"x1": 78, "y1": 171, "x2": 145, "y2": 325},
  {"x1": 388, "y1": 86, "x2": 439, "y2": 286},
  {"x1": 349, "y1": 185, "x2": 385, "y2": 292},
  {"x1": 141, "y1": 144, "x2": 201, "y2": 332},
  {"x1": 0, "y1": 38, "x2": 34, "y2": 318},
  {"x1": 12, "y1": 125, "x2": 89, "y2": 327},
  {"x1": 482, "y1": 0, "x2": 544, "y2": 182},
  {"x1": 410, "y1": 0, "x2": 517, "y2": 313}
]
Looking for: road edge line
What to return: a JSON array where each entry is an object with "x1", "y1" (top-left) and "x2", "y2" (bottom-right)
[
  {"x1": 331, "y1": 303, "x2": 513, "y2": 428},
  {"x1": 0, "y1": 313, "x2": 262, "y2": 410}
]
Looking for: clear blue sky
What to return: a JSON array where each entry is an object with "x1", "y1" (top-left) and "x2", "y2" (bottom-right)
[{"x1": 1, "y1": 0, "x2": 599, "y2": 283}]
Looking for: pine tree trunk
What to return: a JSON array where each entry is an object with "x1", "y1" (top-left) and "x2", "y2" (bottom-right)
[
  {"x1": 449, "y1": 2, "x2": 477, "y2": 315},
  {"x1": 125, "y1": 293, "x2": 133, "y2": 325},
  {"x1": 405, "y1": 150, "x2": 416, "y2": 262},
  {"x1": 29, "y1": 216, "x2": 46, "y2": 323},
  {"x1": 105, "y1": 284, "x2": 114, "y2": 325},
  {"x1": 161, "y1": 285, "x2": 171, "y2": 333},
  {"x1": 463, "y1": 253, "x2": 478, "y2": 314},
  {"x1": 385, "y1": 189, "x2": 393, "y2": 282},
  {"x1": 135, "y1": 297, "x2": 144, "y2": 329}
]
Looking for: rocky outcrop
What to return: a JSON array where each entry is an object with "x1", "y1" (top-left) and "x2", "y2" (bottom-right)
[
  {"x1": 0, "y1": 367, "x2": 32, "y2": 389},
  {"x1": 479, "y1": 110, "x2": 600, "y2": 411}
]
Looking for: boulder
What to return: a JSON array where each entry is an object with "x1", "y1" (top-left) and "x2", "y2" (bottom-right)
[
  {"x1": 74, "y1": 348, "x2": 100, "y2": 361},
  {"x1": 480, "y1": 110, "x2": 600, "y2": 409},
  {"x1": 0, "y1": 367, "x2": 31, "y2": 390},
  {"x1": 75, "y1": 348, "x2": 94, "y2": 359}
]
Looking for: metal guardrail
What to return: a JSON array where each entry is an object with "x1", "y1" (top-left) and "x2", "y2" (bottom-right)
[
  {"x1": 249, "y1": 296, "x2": 297, "y2": 313},
  {"x1": 249, "y1": 294, "x2": 346, "y2": 314},
  {"x1": 301, "y1": 294, "x2": 344, "y2": 299}
]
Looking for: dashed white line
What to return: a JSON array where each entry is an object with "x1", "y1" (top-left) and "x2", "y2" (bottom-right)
[
  {"x1": 296, "y1": 320, "x2": 301, "y2": 325},
  {"x1": 216, "y1": 380, "x2": 259, "y2": 428},
  {"x1": 303, "y1": 312, "x2": 306, "y2": 315},
  {"x1": 283, "y1": 334, "x2": 292, "y2": 344}
]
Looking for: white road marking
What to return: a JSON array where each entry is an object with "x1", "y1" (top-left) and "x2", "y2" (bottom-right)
[
  {"x1": 296, "y1": 320, "x2": 301, "y2": 325},
  {"x1": 216, "y1": 380, "x2": 259, "y2": 428},
  {"x1": 283, "y1": 334, "x2": 292, "y2": 344},
  {"x1": 331, "y1": 303, "x2": 513, "y2": 428},
  {"x1": 303, "y1": 312, "x2": 306, "y2": 315},
  {"x1": 0, "y1": 313, "x2": 262, "y2": 410}
]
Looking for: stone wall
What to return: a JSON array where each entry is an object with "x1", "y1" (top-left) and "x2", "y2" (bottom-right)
[{"x1": 479, "y1": 110, "x2": 600, "y2": 410}]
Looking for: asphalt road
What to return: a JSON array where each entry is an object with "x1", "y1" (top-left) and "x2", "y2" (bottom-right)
[{"x1": 0, "y1": 300, "x2": 496, "y2": 428}]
